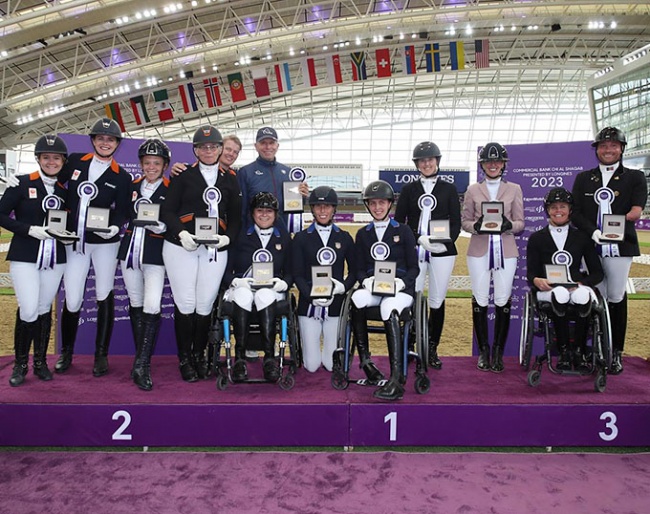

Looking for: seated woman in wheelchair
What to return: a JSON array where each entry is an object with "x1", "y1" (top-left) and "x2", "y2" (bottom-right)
[
  {"x1": 352, "y1": 180, "x2": 419, "y2": 401},
  {"x1": 224, "y1": 192, "x2": 292, "y2": 382},
  {"x1": 292, "y1": 186, "x2": 356, "y2": 373},
  {"x1": 526, "y1": 187, "x2": 604, "y2": 371}
]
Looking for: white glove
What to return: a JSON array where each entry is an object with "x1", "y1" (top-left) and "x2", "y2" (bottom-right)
[
  {"x1": 96, "y1": 225, "x2": 120, "y2": 240},
  {"x1": 3, "y1": 175, "x2": 20, "y2": 188},
  {"x1": 313, "y1": 298, "x2": 333, "y2": 307},
  {"x1": 232, "y1": 277, "x2": 253, "y2": 290},
  {"x1": 272, "y1": 278, "x2": 288, "y2": 293},
  {"x1": 592, "y1": 229, "x2": 603, "y2": 244},
  {"x1": 418, "y1": 235, "x2": 447, "y2": 254},
  {"x1": 147, "y1": 221, "x2": 166, "y2": 235},
  {"x1": 331, "y1": 278, "x2": 345, "y2": 296},
  {"x1": 362, "y1": 277, "x2": 374, "y2": 290},
  {"x1": 204, "y1": 234, "x2": 221, "y2": 249},
  {"x1": 28, "y1": 226, "x2": 53, "y2": 241},
  {"x1": 179, "y1": 230, "x2": 198, "y2": 251},
  {"x1": 395, "y1": 278, "x2": 406, "y2": 292},
  {"x1": 215, "y1": 235, "x2": 230, "y2": 250}
]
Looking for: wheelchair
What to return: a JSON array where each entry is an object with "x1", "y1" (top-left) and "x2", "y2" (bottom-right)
[
  {"x1": 331, "y1": 289, "x2": 431, "y2": 394},
  {"x1": 210, "y1": 292, "x2": 302, "y2": 391},
  {"x1": 519, "y1": 288, "x2": 612, "y2": 392}
]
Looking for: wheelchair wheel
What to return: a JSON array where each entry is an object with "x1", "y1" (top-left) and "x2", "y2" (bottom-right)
[
  {"x1": 415, "y1": 292, "x2": 429, "y2": 371},
  {"x1": 414, "y1": 374, "x2": 431, "y2": 395},
  {"x1": 216, "y1": 374, "x2": 228, "y2": 391},
  {"x1": 519, "y1": 291, "x2": 535, "y2": 370},
  {"x1": 594, "y1": 370, "x2": 607, "y2": 393},
  {"x1": 279, "y1": 373, "x2": 295, "y2": 391},
  {"x1": 331, "y1": 369, "x2": 349, "y2": 390},
  {"x1": 527, "y1": 369, "x2": 541, "y2": 387}
]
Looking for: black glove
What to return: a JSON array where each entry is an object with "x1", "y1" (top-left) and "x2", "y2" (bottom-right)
[
  {"x1": 473, "y1": 216, "x2": 484, "y2": 234},
  {"x1": 501, "y1": 215, "x2": 513, "y2": 233}
]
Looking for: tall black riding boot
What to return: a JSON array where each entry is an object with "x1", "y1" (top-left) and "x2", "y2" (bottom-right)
[
  {"x1": 374, "y1": 311, "x2": 405, "y2": 401},
  {"x1": 192, "y1": 314, "x2": 212, "y2": 380},
  {"x1": 128, "y1": 305, "x2": 144, "y2": 378},
  {"x1": 133, "y1": 312, "x2": 161, "y2": 391},
  {"x1": 427, "y1": 303, "x2": 444, "y2": 369},
  {"x1": 572, "y1": 316, "x2": 590, "y2": 373},
  {"x1": 259, "y1": 303, "x2": 280, "y2": 382},
  {"x1": 608, "y1": 295, "x2": 627, "y2": 375},
  {"x1": 9, "y1": 312, "x2": 35, "y2": 387},
  {"x1": 93, "y1": 292, "x2": 115, "y2": 377},
  {"x1": 491, "y1": 300, "x2": 511, "y2": 373},
  {"x1": 55, "y1": 304, "x2": 80, "y2": 373},
  {"x1": 472, "y1": 298, "x2": 490, "y2": 371},
  {"x1": 33, "y1": 310, "x2": 53, "y2": 381},
  {"x1": 232, "y1": 305, "x2": 250, "y2": 382},
  {"x1": 174, "y1": 305, "x2": 198, "y2": 382},
  {"x1": 552, "y1": 315, "x2": 572, "y2": 371},
  {"x1": 351, "y1": 305, "x2": 384, "y2": 384}
]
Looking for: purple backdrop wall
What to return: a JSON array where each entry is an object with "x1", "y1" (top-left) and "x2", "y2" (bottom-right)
[{"x1": 57, "y1": 134, "x2": 196, "y2": 355}]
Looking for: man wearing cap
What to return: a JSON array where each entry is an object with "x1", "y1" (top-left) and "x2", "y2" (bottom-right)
[{"x1": 237, "y1": 126, "x2": 309, "y2": 229}]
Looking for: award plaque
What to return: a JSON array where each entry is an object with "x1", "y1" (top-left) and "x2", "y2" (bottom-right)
[
  {"x1": 194, "y1": 217, "x2": 218, "y2": 244},
  {"x1": 428, "y1": 219, "x2": 451, "y2": 243},
  {"x1": 251, "y1": 249, "x2": 274, "y2": 288},
  {"x1": 599, "y1": 214, "x2": 625, "y2": 243},
  {"x1": 310, "y1": 265, "x2": 333, "y2": 299},
  {"x1": 283, "y1": 167, "x2": 306, "y2": 213},
  {"x1": 479, "y1": 201, "x2": 504, "y2": 233},
  {"x1": 372, "y1": 261, "x2": 397, "y2": 297},
  {"x1": 46, "y1": 209, "x2": 79, "y2": 241},
  {"x1": 133, "y1": 202, "x2": 160, "y2": 227},
  {"x1": 86, "y1": 207, "x2": 111, "y2": 233},
  {"x1": 545, "y1": 264, "x2": 576, "y2": 288}
]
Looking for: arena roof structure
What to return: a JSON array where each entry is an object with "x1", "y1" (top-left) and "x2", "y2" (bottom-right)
[{"x1": 1, "y1": 0, "x2": 650, "y2": 169}]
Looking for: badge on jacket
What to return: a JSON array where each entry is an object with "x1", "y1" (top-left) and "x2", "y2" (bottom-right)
[
  {"x1": 29, "y1": 188, "x2": 37, "y2": 199},
  {"x1": 72, "y1": 170, "x2": 81, "y2": 181}
]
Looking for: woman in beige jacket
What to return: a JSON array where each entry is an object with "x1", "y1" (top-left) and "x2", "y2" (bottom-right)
[{"x1": 461, "y1": 142, "x2": 524, "y2": 373}]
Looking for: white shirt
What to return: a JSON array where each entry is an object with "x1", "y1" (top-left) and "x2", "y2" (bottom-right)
[
  {"x1": 599, "y1": 162, "x2": 619, "y2": 188},
  {"x1": 89, "y1": 156, "x2": 110, "y2": 183},
  {"x1": 486, "y1": 178, "x2": 501, "y2": 201},
  {"x1": 420, "y1": 176, "x2": 437, "y2": 195},
  {"x1": 199, "y1": 162, "x2": 219, "y2": 187},
  {"x1": 39, "y1": 172, "x2": 57, "y2": 195},
  {"x1": 315, "y1": 224, "x2": 332, "y2": 246},
  {"x1": 549, "y1": 223, "x2": 569, "y2": 251},
  {"x1": 140, "y1": 178, "x2": 162, "y2": 200},
  {"x1": 374, "y1": 220, "x2": 389, "y2": 241},
  {"x1": 255, "y1": 226, "x2": 274, "y2": 248}
]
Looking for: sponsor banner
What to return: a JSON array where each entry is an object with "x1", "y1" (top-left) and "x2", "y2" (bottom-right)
[{"x1": 379, "y1": 168, "x2": 470, "y2": 194}]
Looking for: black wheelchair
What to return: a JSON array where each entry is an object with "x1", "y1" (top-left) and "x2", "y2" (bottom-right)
[
  {"x1": 519, "y1": 288, "x2": 612, "y2": 392},
  {"x1": 331, "y1": 289, "x2": 431, "y2": 394},
  {"x1": 210, "y1": 293, "x2": 302, "y2": 391}
]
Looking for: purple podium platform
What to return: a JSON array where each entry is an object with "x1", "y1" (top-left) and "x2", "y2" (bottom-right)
[{"x1": 1, "y1": 355, "x2": 650, "y2": 448}]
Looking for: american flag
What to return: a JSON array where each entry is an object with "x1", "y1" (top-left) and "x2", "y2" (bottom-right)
[{"x1": 475, "y1": 39, "x2": 490, "y2": 69}]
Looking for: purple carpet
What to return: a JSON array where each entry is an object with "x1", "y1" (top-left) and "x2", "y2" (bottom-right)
[
  {"x1": 1, "y1": 355, "x2": 649, "y2": 405},
  {"x1": 0, "y1": 450, "x2": 649, "y2": 513}
]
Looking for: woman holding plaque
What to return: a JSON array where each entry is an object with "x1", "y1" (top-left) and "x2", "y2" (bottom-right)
[
  {"x1": 292, "y1": 186, "x2": 356, "y2": 373},
  {"x1": 394, "y1": 141, "x2": 461, "y2": 370},
  {"x1": 54, "y1": 118, "x2": 132, "y2": 378},
  {"x1": 461, "y1": 142, "x2": 524, "y2": 373},
  {"x1": 352, "y1": 180, "x2": 419, "y2": 401},
  {"x1": 117, "y1": 139, "x2": 170, "y2": 391},
  {"x1": 571, "y1": 127, "x2": 648, "y2": 374},
  {"x1": 0, "y1": 135, "x2": 69, "y2": 386},
  {"x1": 224, "y1": 192, "x2": 292, "y2": 383},
  {"x1": 160, "y1": 125, "x2": 242, "y2": 383},
  {"x1": 527, "y1": 188, "x2": 603, "y2": 371}
]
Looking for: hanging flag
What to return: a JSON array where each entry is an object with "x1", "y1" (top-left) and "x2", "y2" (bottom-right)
[
  {"x1": 178, "y1": 73, "x2": 198, "y2": 114},
  {"x1": 203, "y1": 77, "x2": 223, "y2": 108},
  {"x1": 301, "y1": 57, "x2": 318, "y2": 87},
  {"x1": 375, "y1": 48, "x2": 392, "y2": 78},
  {"x1": 228, "y1": 72, "x2": 247, "y2": 102},
  {"x1": 350, "y1": 51, "x2": 367, "y2": 81},
  {"x1": 424, "y1": 43, "x2": 441, "y2": 72},
  {"x1": 153, "y1": 89, "x2": 173, "y2": 122},
  {"x1": 129, "y1": 95, "x2": 150, "y2": 126},
  {"x1": 326, "y1": 54, "x2": 343, "y2": 85},
  {"x1": 274, "y1": 62, "x2": 293, "y2": 93},
  {"x1": 104, "y1": 102, "x2": 125, "y2": 132},
  {"x1": 475, "y1": 39, "x2": 490, "y2": 69},
  {"x1": 251, "y1": 67, "x2": 270, "y2": 97},
  {"x1": 450, "y1": 41, "x2": 465, "y2": 70},
  {"x1": 403, "y1": 45, "x2": 417, "y2": 75}
]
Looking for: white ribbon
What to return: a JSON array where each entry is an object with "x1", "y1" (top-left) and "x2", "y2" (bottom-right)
[
  {"x1": 36, "y1": 235, "x2": 56, "y2": 270},
  {"x1": 126, "y1": 226, "x2": 146, "y2": 270},
  {"x1": 594, "y1": 187, "x2": 620, "y2": 258},
  {"x1": 75, "y1": 181, "x2": 98, "y2": 255},
  {"x1": 489, "y1": 234, "x2": 504, "y2": 270},
  {"x1": 203, "y1": 187, "x2": 221, "y2": 262}
]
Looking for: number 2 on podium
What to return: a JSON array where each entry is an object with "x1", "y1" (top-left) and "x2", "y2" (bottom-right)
[{"x1": 384, "y1": 411, "x2": 397, "y2": 441}]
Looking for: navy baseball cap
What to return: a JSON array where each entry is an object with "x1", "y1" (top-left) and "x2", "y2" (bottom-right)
[{"x1": 256, "y1": 126, "x2": 278, "y2": 143}]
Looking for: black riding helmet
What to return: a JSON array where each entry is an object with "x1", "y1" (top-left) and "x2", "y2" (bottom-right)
[
  {"x1": 34, "y1": 135, "x2": 68, "y2": 160},
  {"x1": 138, "y1": 138, "x2": 171, "y2": 165},
  {"x1": 479, "y1": 142, "x2": 509, "y2": 162},
  {"x1": 89, "y1": 117, "x2": 123, "y2": 141},
  {"x1": 363, "y1": 180, "x2": 395, "y2": 202},
  {"x1": 309, "y1": 186, "x2": 338, "y2": 206},
  {"x1": 193, "y1": 126, "x2": 223, "y2": 146},
  {"x1": 544, "y1": 187, "x2": 574, "y2": 210},
  {"x1": 250, "y1": 192, "x2": 279, "y2": 212},
  {"x1": 592, "y1": 127, "x2": 626, "y2": 150},
  {"x1": 412, "y1": 141, "x2": 442, "y2": 166}
]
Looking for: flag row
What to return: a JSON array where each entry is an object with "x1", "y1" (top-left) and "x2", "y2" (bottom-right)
[{"x1": 105, "y1": 40, "x2": 490, "y2": 130}]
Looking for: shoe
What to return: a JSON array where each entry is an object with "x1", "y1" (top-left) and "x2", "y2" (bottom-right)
[
  {"x1": 556, "y1": 349, "x2": 572, "y2": 371},
  {"x1": 263, "y1": 357, "x2": 280, "y2": 382},
  {"x1": 232, "y1": 359, "x2": 248, "y2": 382},
  {"x1": 361, "y1": 360, "x2": 385, "y2": 384},
  {"x1": 610, "y1": 351, "x2": 623, "y2": 375}
]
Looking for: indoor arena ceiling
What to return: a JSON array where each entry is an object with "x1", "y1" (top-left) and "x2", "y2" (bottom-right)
[{"x1": 1, "y1": 0, "x2": 649, "y2": 149}]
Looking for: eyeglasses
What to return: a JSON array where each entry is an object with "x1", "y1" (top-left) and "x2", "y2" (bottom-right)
[{"x1": 196, "y1": 144, "x2": 220, "y2": 151}]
